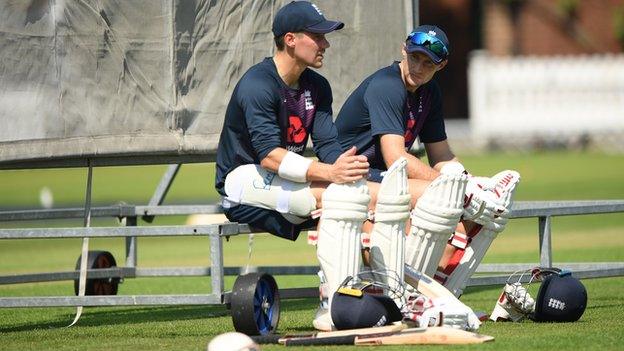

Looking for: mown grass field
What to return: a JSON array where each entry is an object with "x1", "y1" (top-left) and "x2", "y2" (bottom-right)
[{"x1": 0, "y1": 151, "x2": 623, "y2": 350}]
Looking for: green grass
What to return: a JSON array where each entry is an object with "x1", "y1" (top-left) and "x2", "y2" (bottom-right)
[
  {"x1": 1, "y1": 151, "x2": 622, "y2": 208},
  {"x1": 0, "y1": 151, "x2": 623, "y2": 350},
  {"x1": 0, "y1": 276, "x2": 622, "y2": 350}
]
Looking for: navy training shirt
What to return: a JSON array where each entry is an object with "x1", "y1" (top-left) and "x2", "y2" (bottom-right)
[
  {"x1": 334, "y1": 61, "x2": 446, "y2": 172},
  {"x1": 215, "y1": 58, "x2": 342, "y2": 196}
]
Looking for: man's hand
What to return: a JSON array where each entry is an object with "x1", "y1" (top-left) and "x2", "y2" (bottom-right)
[{"x1": 328, "y1": 146, "x2": 369, "y2": 184}]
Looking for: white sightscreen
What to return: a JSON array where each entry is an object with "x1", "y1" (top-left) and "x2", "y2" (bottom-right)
[
  {"x1": 0, "y1": 0, "x2": 414, "y2": 167},
  {"x1": 469, "y1": 52, "x2": 624, "y2": 140}
]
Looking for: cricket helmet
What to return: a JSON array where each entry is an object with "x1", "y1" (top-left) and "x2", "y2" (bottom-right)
[
  {"x1": 330, "y1": 275, "x2": 403, "y2": 330},
  {"x1": 531, "y1": 269, "x2": 587, "y2": 322},
  {"x1": 506, "y1": 267, "x2": 588, "y2": 323}
]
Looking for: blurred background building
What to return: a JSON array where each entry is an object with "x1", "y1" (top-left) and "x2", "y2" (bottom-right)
[{"x1": 419, "y1": 0, "x2": 624, "y2": 153}]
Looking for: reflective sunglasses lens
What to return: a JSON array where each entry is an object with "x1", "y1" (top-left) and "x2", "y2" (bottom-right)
[
  {"x1": 428, "y1": 41, "x2": 447, "y2": 57},
  {"x1": 408, "y1": 32, "x2": 448, "y2": 58}
]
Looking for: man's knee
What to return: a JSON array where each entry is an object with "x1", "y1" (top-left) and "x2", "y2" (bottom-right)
[{"x1": 224, "y1": 164, "x2": 317, "y2": 217}]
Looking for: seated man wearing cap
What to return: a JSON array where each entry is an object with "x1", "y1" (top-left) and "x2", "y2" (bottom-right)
[
  {"x1": 216, "y1": 1, "x2": 375, "y2": 332},
  {"x1": 216, "y1": 1, "x2": 368, "y2": 241},
  {"x1": 322, "y1": 24, "x2": 520, "y2": 316}
]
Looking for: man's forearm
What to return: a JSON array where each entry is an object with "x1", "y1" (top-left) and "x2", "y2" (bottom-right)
[
  {"x1": 261, "y1": 148, "x2": 316, "y2": 183},
  {"x1": 260, "y1": 147, "x2": 287, "y2": 173},
  {"x1": 306, "y1": 161, "x2": 334, "y2": 183},
  {"x1": 432, "y1": 158, "x2": 462, "y2": 173},
  {"x1": 380, "y1": 134, "x2": 439, "y2": 181},
  {"x1": 405, "y1": 152, "x2": 439, "y2": 180}
]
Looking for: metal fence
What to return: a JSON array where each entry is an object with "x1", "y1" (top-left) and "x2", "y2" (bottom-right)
[{"x1": 1, "y1": 199, "x2": 623, "y2": 308}]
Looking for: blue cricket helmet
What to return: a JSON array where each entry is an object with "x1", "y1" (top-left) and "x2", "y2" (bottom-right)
[
  {"x1": 531, "y1": 271, "x2": 587, "y2": 322},
  {"x1": 330, "y1": 277, "x2": 403, "y2": 330}
]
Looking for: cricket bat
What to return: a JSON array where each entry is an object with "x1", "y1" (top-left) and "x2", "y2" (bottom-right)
[
  {"x1": 404, "y1": 264, "x2": 454, "y2": 299},
  {"x1": 283, "y1": 327, "x2": 494, "y2": 346},
  {"x1": 404, "y1": 250, "x2": 490, "y2": 321},
  {"x1": 250, "y1": 322, "x2": 407, "y2": 345}
]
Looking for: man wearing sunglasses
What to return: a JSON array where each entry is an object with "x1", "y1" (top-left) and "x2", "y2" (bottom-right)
[
  {"x1": 334, "y1": 24, "x2": 452, "y2": 184},
  {"x1": 323, "y1": 25, "x2": 520, "y2": 312}
]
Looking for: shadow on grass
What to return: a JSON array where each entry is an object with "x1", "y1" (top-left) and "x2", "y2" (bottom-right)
[
  {"x1": 586, "y1": 303, "x2": 623, "y2": 310},
  {"x1": 0, "y1": 305, "x2": 226, "y2": 333},
  {"x1": 0, "y1": 298, "x2": 319, "y2": 333}
]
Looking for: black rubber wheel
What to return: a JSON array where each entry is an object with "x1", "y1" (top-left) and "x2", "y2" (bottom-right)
[
  {"x1": 73, "y1": 250, "x2": 120, "y2": 296},
  {"x1": 230, "y1": 272, "x2": 280, "y2": 335}
]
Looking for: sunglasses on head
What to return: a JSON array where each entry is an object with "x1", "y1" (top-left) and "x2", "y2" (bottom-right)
[{"x1": 406, "y1": 32, "x2": 449, "y2": 61}]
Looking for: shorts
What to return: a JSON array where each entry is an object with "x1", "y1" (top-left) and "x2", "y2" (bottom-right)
[{"x1": 223, "y1": 204, "x2": 318, "y2": 241}]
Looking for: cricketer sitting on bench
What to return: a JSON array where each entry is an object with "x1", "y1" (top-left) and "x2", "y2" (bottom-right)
[
  {"x1": 311, "y1": 24, "x2": 520, "y2": 331},
  {"x1": 214, "y1": 2, "x2": 519, "y2": 333}
]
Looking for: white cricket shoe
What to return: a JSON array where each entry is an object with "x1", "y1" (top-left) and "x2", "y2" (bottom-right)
[
  {"x1": 313, "y1": 270, "x2": 335, "y2": 331},
  {"x1": 312, "y1": 302, "x2": 334, "y2": 332}
]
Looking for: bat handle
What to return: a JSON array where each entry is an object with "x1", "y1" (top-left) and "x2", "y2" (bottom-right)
[
  {"x1": 249, "y1": 334, "x2": 281, "y2": 344},
  {"x1": 284, "y1": 335, "x2": 356, "y2": 346}
]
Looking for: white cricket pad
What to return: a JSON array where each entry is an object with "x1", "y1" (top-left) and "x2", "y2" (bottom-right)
[
  {"x1": 369, "y1": 158, "x2": 411, "y2": 297},
  {"x1": 464, "y1": 170, "x2": 519, "y2": 224},
  {"x1": 441, "y1": 170, "x2": 520, "y2": 296},
  {"x1": 316, "y1": 179, "x2": 370, "y2": 310},
  {"x1": 224, "y1": 164, "x2": 317, "y2": 220},
  {"x1": 405, "y1": 172, "x2": 467, "y2": 276},
  {"x1": 439, "y1": 229, "x2": 498, "y2": 296}
]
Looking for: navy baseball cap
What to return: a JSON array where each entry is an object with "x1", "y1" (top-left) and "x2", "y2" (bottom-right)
[
  {"x1": 405, "y1": 25, "x2": 450, "y2": 64},
  {"x1": 272, "y1": 1, "x2": 344, "y2": 37}
]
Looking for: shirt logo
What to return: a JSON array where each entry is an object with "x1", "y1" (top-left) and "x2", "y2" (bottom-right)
[
  {"x1": 548, "y1": 298, "x2": 566, "y2": 311},
  {"x1": 404, "y1": 119, "x2": 416, "y2": 146},
  {"x1": 287, "y1": 115, "x2": 307, "y2": 144},
  {"x1": 304, "y1": 90, "x2": 314, "y2": 110}
]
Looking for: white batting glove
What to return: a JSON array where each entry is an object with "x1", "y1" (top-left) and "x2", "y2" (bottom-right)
[
  {"x1": 405, "y1": 295, "x2": 481, "y2": 331},
  {"x1": 490, "y1": 282, "x2": 535, "y2": 322}
]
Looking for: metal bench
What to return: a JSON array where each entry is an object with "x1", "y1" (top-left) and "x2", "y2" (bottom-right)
[{"x1": 1, "y1": 199, "x2": 623, "y2": 308}]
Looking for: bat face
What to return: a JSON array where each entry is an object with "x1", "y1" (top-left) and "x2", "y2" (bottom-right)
[
  {"x1": 404, "y1": 264, "x2": 456, "y2": 299},
  {"x1": 267, "y1": 325, "x2": 494, "y2": 346},
  {"x1": 278, "y1": 322, "x2": 407, "y2": 345},
  {"x1": 355, "y1": 327, "x2": 494, "y2": 345}
]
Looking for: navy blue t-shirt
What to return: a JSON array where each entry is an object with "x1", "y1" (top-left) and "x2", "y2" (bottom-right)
[
  {"x1": 334, "y1": 61, "x2": 446, "y2": 173},
  {"x1": 215, "y1": 58, "x2": 342, "y2": 196}
]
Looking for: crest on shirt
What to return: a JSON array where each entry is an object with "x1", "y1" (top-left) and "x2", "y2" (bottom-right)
[{"x1": 304, "y1": 90, "x2": 315, "y2": 110}]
